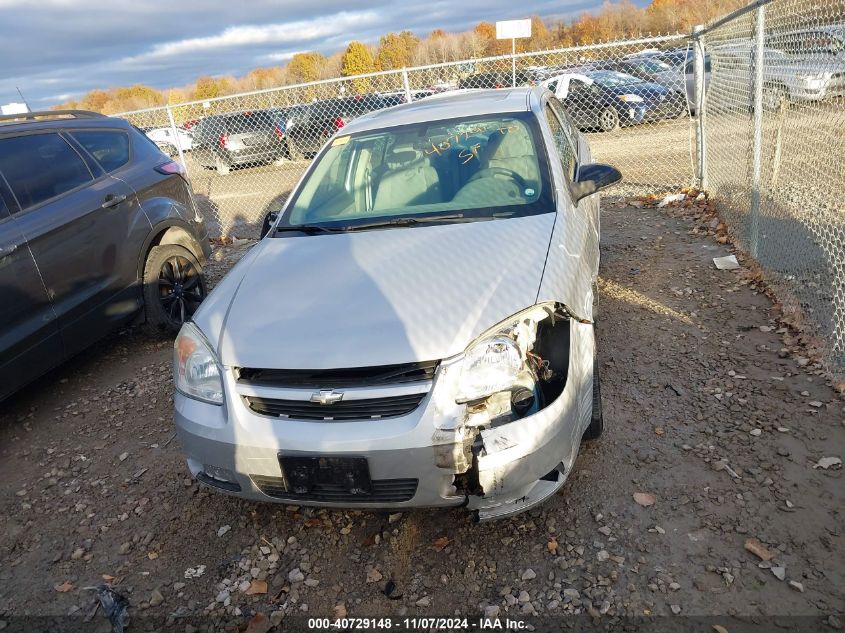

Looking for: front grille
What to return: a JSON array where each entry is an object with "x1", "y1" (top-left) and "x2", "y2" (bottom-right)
[
  {"x1": 244, "y1": 392, "x2": 426, "y2": 420},
  {"x1": 237, "y1": 360, "x2": 439, "y2": 389},
  {"x1": 251, "y1": 475, "x2": 418, "y2": 503}
]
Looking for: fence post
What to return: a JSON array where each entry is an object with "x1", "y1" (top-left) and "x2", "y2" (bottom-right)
[
  {"x1": 402, "y1": 68, "x2": 413, "y2": 103},
  {"x1": 165, "y1": 105, "x2": 186, "y2": 168},
  {"x1": 749, "y1": 3, "x2": 766, "y2": 259},
  {"x1": 511, "y1": 39, "x2": 517, "y2": 88},
  {"x1": 693, "y1": 25, "x2": 708, "y2": 190}
]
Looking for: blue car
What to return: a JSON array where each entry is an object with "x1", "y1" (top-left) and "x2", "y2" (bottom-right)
[{"x1": 544, "y1": 70, "x2": 685, "y2": 132}]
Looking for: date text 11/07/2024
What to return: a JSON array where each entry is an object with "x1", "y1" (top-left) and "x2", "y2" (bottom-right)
[{"x1": 307, "y1": 617, "x2": 528, "y2": 630}]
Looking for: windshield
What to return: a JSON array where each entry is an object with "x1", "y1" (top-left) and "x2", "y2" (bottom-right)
[
  {"x1": 278, "y1": 112, "x2": 552, "y2": 231},
  {"x1": 629, "y1": 58, "x2": 673, "y2": 73},
  {"x1": 589, "y1": 70, "x2": 642, "y2": 87}
]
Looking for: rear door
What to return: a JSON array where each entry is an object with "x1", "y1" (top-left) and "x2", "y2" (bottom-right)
[
  {"x1": 0, "y1": 185, "x2": 61, "y2": 400},
  {"x1": 561, "y1": 79, "x2": 598, "y2": 129},
  {"x1": 0, "y1": 130, "x2": 144, "y2": 358}
]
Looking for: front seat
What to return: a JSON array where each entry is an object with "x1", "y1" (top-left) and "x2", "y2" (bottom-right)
[
  {"x1": 482, "y1": 126, "x2": 540, "y2": 187},
  {"x1": 373, "y1": 146, "x2": 441, "y2": 211}
]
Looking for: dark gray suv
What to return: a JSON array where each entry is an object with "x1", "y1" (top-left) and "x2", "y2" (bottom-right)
[{"x1": 0, "y1": 110, "x2": 211, "y2": 402}]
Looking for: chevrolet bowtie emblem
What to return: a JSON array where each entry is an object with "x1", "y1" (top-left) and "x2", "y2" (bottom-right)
[{"x1": 310, "y1": 389, "x2": 344, "y2": 405}]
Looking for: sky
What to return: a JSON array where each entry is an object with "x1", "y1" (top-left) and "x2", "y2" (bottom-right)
[{"x1": 0, "y1": 0, "x2": 646, "y2": 108}]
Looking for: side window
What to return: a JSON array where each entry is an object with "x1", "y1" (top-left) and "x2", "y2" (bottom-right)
[
  {"x1": 71, "y1": 130, "x2": 130, "y2": 173},
  {"x1": 548, "y1": 97, "x2": 579, "y2": 149},
  {"x1": 0, "y1": 133, "x2": 93, "y2": 211},
  {"x1": 544, "y1": 104, "x2": 577, "y2": 182}
]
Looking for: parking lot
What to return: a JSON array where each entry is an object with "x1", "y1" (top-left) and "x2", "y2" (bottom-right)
[
  {"x1": 2, "y1": 199, "x2": 842, "y2": 630},
  {"x1": 185, "y1": 115, "x2": 696, "y2": 239}
]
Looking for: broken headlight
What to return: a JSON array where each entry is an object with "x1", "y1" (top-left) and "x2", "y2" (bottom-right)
[
  {"x1": 455, "y1": 335, "x2": 522, "y2": 403},
  {"x1": 174, "y1": 322, "x2": 224, "y2": 405},
  {"x1": 454, "y1": 305, "x2": 552, "y2": 404}
]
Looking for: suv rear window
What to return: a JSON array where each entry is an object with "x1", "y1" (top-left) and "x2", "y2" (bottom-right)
[
  {"x1": 0, "y1": 133, "x2": 93, "y2": 210},
  {"x1": 71, "y1": 130, "x2": 130, "y2": 172}
]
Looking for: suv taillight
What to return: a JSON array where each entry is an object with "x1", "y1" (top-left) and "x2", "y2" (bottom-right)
[
  {"x1": 154, "y1": 160, "x2": 185, "y2": 175},
  {"x1": 334, "y1": 117, "x2": 346, "y2": 129},
  {"x1": 218, "y1": 133, "x2": 229, "y2": 149},
  {"x1": 274, "y1": 126, "x2": 284, "y2": 140}
]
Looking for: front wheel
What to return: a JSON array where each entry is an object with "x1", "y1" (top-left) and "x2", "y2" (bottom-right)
[
  {"x1": 598, "y1": 107, "x2": 619, "y2": 132},
  {"x1": 286, "y1": 139, "x2": 304, "y2": 161},
  {"x1": 143, "y1": 244, "x2": 207, "y2": 337}
]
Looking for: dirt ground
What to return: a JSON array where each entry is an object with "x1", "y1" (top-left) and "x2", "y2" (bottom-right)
[{"x1": 0, "y1": 200, "x2": 843, "y2": 632}]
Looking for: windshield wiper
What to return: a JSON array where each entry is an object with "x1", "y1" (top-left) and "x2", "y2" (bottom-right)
[
  {"x1": 273, "y1": 224, "x2": 347, "y2": 235},
  {"x1": 344, "y1": 214, "x2": 490, "y2": 231}
]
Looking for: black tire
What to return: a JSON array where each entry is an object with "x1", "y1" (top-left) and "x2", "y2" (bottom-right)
[
  {"x1": 583, "y1": 356, "x2": 604, "y2": 441},
  {"x1": 762, "y1": 83, "x2": 787, "y2": 112},
  {"x1": 143, "y1": 244, "x2": 207, "y2": 337},
  {"x1": 598, "y1": 107, "x2": 619, "y2": 132},
  {"x1": 286, "y1": 139, "x2": 304, "y2": 161}
]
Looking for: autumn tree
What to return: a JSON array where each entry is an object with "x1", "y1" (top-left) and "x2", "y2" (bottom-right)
[
  {"x1": 287, "y1": 52, "x2": 327, "y2": 84},
  {"x1": 375, "y1": 31, "x2": 420, "y2": 70},
  {"x1": 341, "y1": 41, "x2": 375, "y2": 93},
  {"x1": 190, "y1": 76, "x2": 235, "y2": 101}
]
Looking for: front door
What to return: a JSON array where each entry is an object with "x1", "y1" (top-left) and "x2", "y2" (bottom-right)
[
  {"x1": 0, "y1": 131, "x2": 142, "y2": 358},
  {"x1": 0, "y1": 189, "x2": 61, "y2": 401}
]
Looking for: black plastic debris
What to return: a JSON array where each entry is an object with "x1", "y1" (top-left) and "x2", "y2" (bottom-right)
[
  {"x1": 383, "y1": 579, "x2": 403, "y2": 600},
  {"x1": 95, "y1": 584, "x2": 129, "y2": 633}
]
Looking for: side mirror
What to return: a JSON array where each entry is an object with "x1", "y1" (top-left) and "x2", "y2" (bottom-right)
[
  {"x1": 571, "y1": 163, "x2": 622, "y2": 203},
  {"x1": 260, "y1": 211, "x2": 278, "y2": 238}
]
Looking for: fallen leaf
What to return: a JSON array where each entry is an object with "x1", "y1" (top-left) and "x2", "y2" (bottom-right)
[
  {"x1": 813, "y1": 456, "x2": 842, "y2": 470},
  {"x1": 744, "y1": 538, "x2": 774, "y2": 561},
  {"x1": 333, "y1": 604, "x2": 347, "y2": 620},
  {"x1": 244, "y1": 612, "x2": 272, "y2": 633},
  {"x1": 54, "y1": 581, "x2": 74, "y2": 593},
  {"x1": 246, "y1": 579, "x2": 268, "y2": 595},
  {"x1": 147, "y1": 551, "x2": 159, "y2": 560},
  {"x1": 432, "y1": 536, "x2": 450, "y2": 552},
  {"x1": 304, "y1": 518, "x2": 322, "y2": 528},
  {"x1": 547, "y1": 538, "x2": 558, "y2": 554},
  {"x1": 101, "y1": 574, "x2": 115, "y2": 582},
  {"x1": 633, "y1": 492, "x2": 656, "y2": 507},
  {"x1": 712, "y1": 625, "x2": 730, "y2": 633}
]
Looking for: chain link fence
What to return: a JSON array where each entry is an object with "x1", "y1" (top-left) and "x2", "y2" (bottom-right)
[
  {"x1": 701, "y1": 0, "x2": 845, "y2": 374},
  {"x1": 115, "y1": 33, "x2": 697, "y2": 239}
]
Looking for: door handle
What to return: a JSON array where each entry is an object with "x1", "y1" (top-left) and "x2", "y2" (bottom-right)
[
  {"x1": 0, "y1": 244, "x2": 18, "y2": 260},
  {"x1": 102, "y1": 194, "x2": 127, "y2": 209}
]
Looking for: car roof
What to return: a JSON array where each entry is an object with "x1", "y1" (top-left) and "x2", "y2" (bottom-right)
[
  {"x1": 0, "y1": 110, "x2": 131, "y2": 134},
  {"x1": 339, "y1": 88, "x2": 539, "y2": 135}
]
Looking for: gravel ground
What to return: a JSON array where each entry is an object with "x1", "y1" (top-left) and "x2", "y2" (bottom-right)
[{"x1": 0, "y1": 200, "x2": 843, "y2": 632}]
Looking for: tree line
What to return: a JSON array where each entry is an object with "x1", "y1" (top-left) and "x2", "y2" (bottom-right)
[{"x1": 56, "y1": 0, "x2": 748, "y2": 114}]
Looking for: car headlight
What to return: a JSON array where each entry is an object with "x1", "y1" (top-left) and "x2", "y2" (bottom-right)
[
  {"x1": 453, "y1": 305, "x2": 552, "y2": 404},
  {"x1": 618, "y1": 94, "x2": 644, "y2": 103},
  {"x1": 455, "y1": 335, "x2": 523, "y2": 403},
  {"x1": 174, "y1": 323, "x2": 224, "y2": 404}
]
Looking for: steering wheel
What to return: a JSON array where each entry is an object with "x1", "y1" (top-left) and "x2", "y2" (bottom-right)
[{"x1": 468, "y1": 167, "x2": 528, "y2": 191}]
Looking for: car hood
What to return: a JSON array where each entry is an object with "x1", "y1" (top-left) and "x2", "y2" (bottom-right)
[{"x1": 196, "y1": 214, "x2": 556, "y2": 369}]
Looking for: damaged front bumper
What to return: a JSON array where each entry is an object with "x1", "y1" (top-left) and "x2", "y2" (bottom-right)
[{"x1": 175, "y1": 318, "x2": 593, "y2": 522}]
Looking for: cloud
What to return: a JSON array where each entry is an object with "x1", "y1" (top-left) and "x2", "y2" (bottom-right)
[
  {"x1": 0, "y1": 0, "x2": 630, "y2": 106},
  {"x1": 126, "y1": 11, "x2": 380, "y2": 63}
]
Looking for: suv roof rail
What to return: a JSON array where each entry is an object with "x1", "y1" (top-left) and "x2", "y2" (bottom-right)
[{"x1": 0, "y1": 109, "x2": 106, "y2": 123}]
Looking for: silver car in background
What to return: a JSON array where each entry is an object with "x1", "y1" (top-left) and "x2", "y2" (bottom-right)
[{"x1": 172, "y1": 88, "x2": 621, "y2": 521}]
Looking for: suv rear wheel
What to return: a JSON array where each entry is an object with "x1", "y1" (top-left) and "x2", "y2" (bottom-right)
[{"x1": 143, "y1": 244, "x2": 207, "y2": 336}]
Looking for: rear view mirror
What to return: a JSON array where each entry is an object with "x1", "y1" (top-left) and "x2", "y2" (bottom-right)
[
  {"x1": 571, "y1": 163, "x2": 622, "y2": 203},
  {"x1": 260, "y1": 211, "x2": 278, "y2": 238}
]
